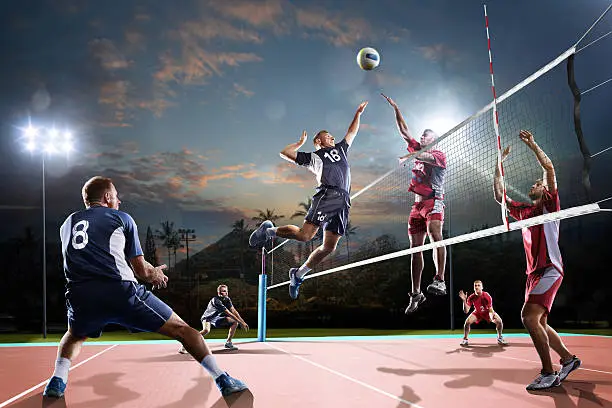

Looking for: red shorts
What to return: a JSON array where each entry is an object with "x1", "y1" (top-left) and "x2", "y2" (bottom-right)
[
  {"x1": 470, "y1": 312, "x2": 491, "y2": 324},
  {"x1": 525, "y1": 266, "x2": 563, "y2": 314},
  {"x1": 408, "y1": 198, "x2": 444, "y2": 234}
]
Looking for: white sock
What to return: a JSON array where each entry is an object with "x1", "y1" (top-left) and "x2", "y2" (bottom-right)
[
  {"x1": 201, "y1": 355, "x2": 224, "y2": 379},
  {"x1": 295, "y1": 264, "x2": 311, "y2": 279},
  {"x1": 52, "y1": 357, "x2": 71, "y2": 383},
  {"x1": 265, "y1": 227, "x2": 277, "y2": 238}
]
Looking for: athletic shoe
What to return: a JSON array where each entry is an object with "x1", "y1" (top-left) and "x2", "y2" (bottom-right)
[
  {"x1": 248, "y1": 220, "x2": 274, "y2": 248},
  {"x1": 224, "y1": 342, "x2": 238, "y2": 350},
  {"x1": 178, "y1": 345, "x2": 188, "y2": 354},
  {"x1": 497, "y1": 336, "x2": 509, "y2": 346},
  {"x1": 460, "y1": 339, "x2": 469, "y2": 347},
  {"x1": 526, "y1": 370, "x2": 560, "y2": 391},
  {"x1": 289, "y1": 268, "x2": 304, "y2": 300},
  {"x1": 404, "y1": 292, "x2": 426, "y2": 314},
  {"x1": 559, "y1": 356, "x2": 581, "y2": 381},
  {"x1": 426, "y1": 278, "x2": 447, "y2": 295},
  {"x1": 43, "y1": 376, "x2": 66, "y2": 398},
  {"x1": 215, "y1": 372, "x2": 248, "y2": 397}
]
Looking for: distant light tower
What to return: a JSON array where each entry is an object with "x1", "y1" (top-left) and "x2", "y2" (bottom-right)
[{"x1": 22, "y1": 124, "x2": 74, "y2": 339}]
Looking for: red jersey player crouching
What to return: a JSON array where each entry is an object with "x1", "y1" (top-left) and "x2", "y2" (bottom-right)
[
  {"x1": 382, "y1": 93, "x2": 448, "y2": 315},
  {"x1": 458, "y1": 280, "x2": 507, "y2": 347},
  {"x1": 494, "y1": 130, "x2": 581, "y2": 391}
]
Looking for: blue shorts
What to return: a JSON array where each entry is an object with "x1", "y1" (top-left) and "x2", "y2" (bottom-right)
[
  {"x1": 66, "y1": 280, "x2": 174, "y2": 338},
  {"x1": 304, "y1": 187, "x2": 351, "y2": 236},
  {"x1": 202, "y1": 315, "x2": 234, "y2": 328}
]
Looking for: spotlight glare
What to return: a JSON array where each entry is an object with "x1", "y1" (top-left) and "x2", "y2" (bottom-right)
[
  {"x1": 26, "y1": 142, "x2": 36, "y2": 151},
  {"x1": 24, "y1": 126, "x2": 38, "y2": 138},
  {"x1": 49, "y1": 129, "x2": 59, "y2": 138},
  {"x1": 44, "y1": 144, "x2": 56, "y2": 154}
]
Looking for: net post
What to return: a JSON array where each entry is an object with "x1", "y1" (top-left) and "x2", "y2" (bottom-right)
[{"x1": 257, "y1": 247, "x2": 267, "y2": 342}]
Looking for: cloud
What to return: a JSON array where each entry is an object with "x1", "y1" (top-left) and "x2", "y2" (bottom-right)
[
  {"x1": 232, "y1": 83, "x2": 255, "y2": 98},
  {"x1": 89, "y1": 38, "x2": 132, "y2": 70},
  {"x1": 208, "y1": 0, "x2": 289, "y2": 34},
  {"x1": 295, "y1": 8, "x2": 376, "y2": 47},
  {"x1": 418, "y1": 43, "x2": 458, "y2": 62}
]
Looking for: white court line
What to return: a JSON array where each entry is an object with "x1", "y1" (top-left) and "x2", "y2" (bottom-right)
[
  {"x1": 265, "y1": 342, "x2": 424, "y2": 408},
  {"x1": 0, "y1": 344, "x2": 118, "y2": 408}
]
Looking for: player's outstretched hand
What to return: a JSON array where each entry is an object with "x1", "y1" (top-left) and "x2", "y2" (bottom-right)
[
  {"x1": 240, "y1": 321, "x2": 249, "y2": 332},
  {"x1": 298, "y1": 130, "x2": 307, "y2": 146},
  {"x1": 151, "y1": 264, "x2": 168, "y2": 289},
  {"x1": 357, "y1": 101, "x2": 368, "y2": 113},
  {"x1": 381, "y1": 93, "x2": 397, "y2": 108},
  {"x1": 500, "y1": 146, "x2": 511, "y2": 162},
  {"x1": 458, "y1": 290, "x2": 467, "y2": 300},
  {"x1": 519, "y1": 130, "x2": 536, "y2": 148}
]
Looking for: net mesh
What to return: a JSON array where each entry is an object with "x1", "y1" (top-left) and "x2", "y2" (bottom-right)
[{"x1": 265, "y1": 58, "x2": 591, "y2": 289}]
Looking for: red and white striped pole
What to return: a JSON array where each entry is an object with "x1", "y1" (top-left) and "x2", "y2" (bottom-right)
[{"x1": 484, "y1": 4, "x2": 510, "y2": 230}]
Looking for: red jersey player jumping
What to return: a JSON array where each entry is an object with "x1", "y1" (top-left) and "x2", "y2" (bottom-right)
[
  {"x1": 382, "y1": 93, "x2": 448, "y2": 315},
  {"x1": 494, "y1": 130, "x2": 581, "y2": 391},
  {"x1": 458, "y1": 280, "x2": 507, "y2": 347}
]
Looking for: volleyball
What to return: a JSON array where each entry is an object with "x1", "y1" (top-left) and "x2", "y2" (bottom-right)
[{"x1": 356, "y1": 47, "x2": 380, "y2": 71}]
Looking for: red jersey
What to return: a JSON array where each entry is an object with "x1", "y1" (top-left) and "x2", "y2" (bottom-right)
[
  {"x1": 507, "y1": 188, "x2": 563, "y2": 275},
  {"x1": 467, "y1": 291, "x2": 493, "y2": 316},
  {"x1": 406, "y1": 139, "x2": 446, "y2": 199}
]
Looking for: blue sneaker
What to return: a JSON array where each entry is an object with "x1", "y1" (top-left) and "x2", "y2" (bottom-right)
[
  {"x1": 289, "y1": 268, "x2": 305, "y2": 300},
  {"x1": 215, "y1": 372, "x2": 248, "y2": 397},
  {"x1": 249, "y1": 220, "x2": 274, "y2": 248},
  {"x1": 43, "y1": 376, "x2": 66, "y2": 398}
]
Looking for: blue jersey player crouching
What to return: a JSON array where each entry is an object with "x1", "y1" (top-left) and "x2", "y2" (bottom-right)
[
  {"x1": 249, "y1": 101, "x2": 368, "y2": 300},
  {"x1": 43, "y1": 176, "x2": 247, "y2": 399}
]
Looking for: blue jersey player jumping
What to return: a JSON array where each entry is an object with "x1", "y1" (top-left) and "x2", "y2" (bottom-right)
[
  {"x1": 43, "y1": 176, "x2": 247, "y2": 399},
  {"x1": 249, "y1": 101, "x2": 368, "y2": 300}
]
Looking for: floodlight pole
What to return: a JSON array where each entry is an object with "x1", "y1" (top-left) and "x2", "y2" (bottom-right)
[{"x1": 42, "y1": 153, "x2": 47, "y2": 339}]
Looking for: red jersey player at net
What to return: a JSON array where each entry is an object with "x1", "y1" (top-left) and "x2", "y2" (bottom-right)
[
  {"x1": 381, "y1": 93, "x2": 448, "y2": 316},
  {"x1": 494, "y1": 129, "x2": 581, "y2": 391},
  {"x1": 459, "y1": 280, "x2": 507, "y2": 347}
]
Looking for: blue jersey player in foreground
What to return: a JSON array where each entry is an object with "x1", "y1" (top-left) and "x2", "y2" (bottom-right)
[
  {"x1": 249, "y1": 101, "x2": 368, "y2": 299},
  {"x1": 43, "y1": 176, "x2": 247, "y2": 399}
]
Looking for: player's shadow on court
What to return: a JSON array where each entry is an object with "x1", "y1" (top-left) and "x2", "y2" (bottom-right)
[
  {"x1": 67, "y1": 372, "x2": 141, "y2": 408},
  {"x1": 210, "y1": 390, "x2": 255, "y2": 408},
  {"x1": 446, "y1": 344, "x2": 509, "y2": 358},
  {"x1": 527, "y1": 380, "x2": 612, "y2": 408},
  {"x1": 6, "y1": 393, "x2": 67, "y2": 408}
]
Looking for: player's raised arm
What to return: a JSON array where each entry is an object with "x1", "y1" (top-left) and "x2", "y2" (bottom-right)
[
  {"x1": 459, "y1": 290, "x2": 470, "y2": 314},
  {"x1": 280, "y1": 131, "x2": 308, "y2": 162},
  {"x1": 519, "y1": 130, "x2": 557, "y2": 194},
  {"x1": 493, "y1": 146, "x2": 513, "y2": 205},
  {"x1": 343, "y1": 101, "x2": 368, "y2": 146},
  {"x1": 381, "y1": 93, "x2": 415, "y2": 144}
]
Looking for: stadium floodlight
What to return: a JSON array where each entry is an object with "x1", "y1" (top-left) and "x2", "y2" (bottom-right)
[{"x1": 20, "y1": 124, "x2": 74, "y2": 339}]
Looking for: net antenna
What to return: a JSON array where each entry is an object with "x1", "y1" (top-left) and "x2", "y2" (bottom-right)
[{"x1": 483, "y1": 4, "x2": 510, "y2": 230}]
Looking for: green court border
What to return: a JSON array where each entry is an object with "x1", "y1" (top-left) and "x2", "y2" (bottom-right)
[{"x1": 0, "y1": 329, "x2": 609, "y2": 347}]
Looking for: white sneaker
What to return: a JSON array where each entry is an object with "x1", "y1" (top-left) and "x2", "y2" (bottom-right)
[
  {"x1": 460, "y1": 339, "x2": 469, "y2": 347},
  {"x1": 426, "y1": 279, "x2": 446, "y2": 295},
  {"x1": 497, "y1": 337, "x2": 508, "y2": 346},
  {"x1": 178, "y1": 346, "x2": 188, "y2": 354},
  {"x1": 559, "y1": 356, "x2": 581, "y2": 381},
  {"x1": 224, "y1": 342, "x2": 238, "y2": 350},
  {"x1": 526, "y1": 371, "x2": 560, "y2": 390},
  {"x1": 405, "y1": 292, "x2": 426, "y2": 314}
]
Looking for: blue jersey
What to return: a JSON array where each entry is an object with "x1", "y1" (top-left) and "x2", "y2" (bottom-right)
[
  {"x1": 59, "y1": 206, "x2": 143, "y2": 284},
  {"x1": 295, "y1": 139, "x2": 351, "y2": 194}
]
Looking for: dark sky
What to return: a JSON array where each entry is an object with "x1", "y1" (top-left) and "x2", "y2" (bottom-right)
[{"x1": 1, "y1": 0, "x2": 611, "y2": 257}]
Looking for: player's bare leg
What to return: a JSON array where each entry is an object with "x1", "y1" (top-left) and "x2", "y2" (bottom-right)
[
  {"x1": 426, "y1": 220, "x2": 446, "y2": 295},
  {"x1": 405, "y1": 231, "x2": 427, "y2": 313},
  {"x1": 160, "y1": 313, "x2": 213, "y2": 361},
  {"x1": 275, "y1": 221, "x2": 319, "y2": 242},
  {"x1": 541, "y1": 314, "x2": 580, "y2": 380},
  {"x1": 224, "y1": 318, "x2": 239, "y2": 350},
  {"x1": 199, "y1": 321, "x2": 211, "y2": 337},
  {"x1": 522, "y1": 303, "x2": 560, "y2": 390},
  {"x1": 43, "y1": 329, "x2": 87, "y2": 397},
  {"x1": 493, "y1": 313, "x2": 508, "y2": 345},
  {"x1": 409, "y1": 232, "x2": 426, "y2": 293},
  {"x1": 289, "y1": 230, "x2": 341, "y2": 300},
  {"x1": 462, "y1": 314, "x2": 477, "y2": 346}
]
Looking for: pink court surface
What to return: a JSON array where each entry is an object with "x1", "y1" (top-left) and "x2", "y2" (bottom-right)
[{"x1": 1, "y1": 334, "x2": 611, "y2": 408}]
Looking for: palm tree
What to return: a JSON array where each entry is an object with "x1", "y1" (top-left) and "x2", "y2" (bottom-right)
[
  {"x1": 252, "y1": 208, "x2": 285, "y2": 226},
  {"x1": 345, "y1": 221, "x2": 359, "y2": 262},
  {"x1": 156, "y1": 220, "x2": 176, "y2": 268},
  {"x1": 290, "y1": 198, "x2": 312, "y2": 219}
]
